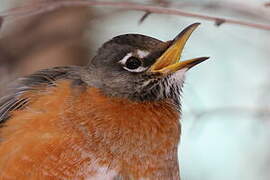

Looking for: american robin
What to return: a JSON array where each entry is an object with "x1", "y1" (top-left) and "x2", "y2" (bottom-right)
[{"x1": 0, "y1": 23, "x2": 208, "y2": 180}]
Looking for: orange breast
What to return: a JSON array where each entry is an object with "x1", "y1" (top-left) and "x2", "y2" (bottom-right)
[{"x1": 0, "y1": 80, "x2": 181, "y2": 180}]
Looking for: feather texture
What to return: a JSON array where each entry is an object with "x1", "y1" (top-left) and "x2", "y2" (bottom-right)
[{"x1": 0, "y1": 66, "x2": 82, "y2": 124}]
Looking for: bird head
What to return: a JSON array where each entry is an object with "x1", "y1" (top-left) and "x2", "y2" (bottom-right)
[{"x1": 85, "y1": 23, "x2": 209, "y2": 105}]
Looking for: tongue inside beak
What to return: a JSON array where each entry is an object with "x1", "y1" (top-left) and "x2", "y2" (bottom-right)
[{"x1": 148, "y1": 23, "x2": 209, "y2": 75}]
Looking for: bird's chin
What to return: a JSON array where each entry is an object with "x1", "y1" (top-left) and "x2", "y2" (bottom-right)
[
  {"x1": 134, "y1": 69, "x2": 184, "y2": 105},
  {"x1": 172, "y1": 68, "x2": 188, "y2": 83}
]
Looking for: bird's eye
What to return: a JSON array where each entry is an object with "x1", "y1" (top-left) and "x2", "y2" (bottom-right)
[
  {"x1": 125, "y1": 57, "x2": 142, "y2": 70},
  {"x1": 119, "y1": 53, "x2": 147, "y2": 73}
]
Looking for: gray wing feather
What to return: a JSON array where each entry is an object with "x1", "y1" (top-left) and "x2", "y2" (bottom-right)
[{"x1": 0, "y1": 66, "x2": 83, "y2": 125}]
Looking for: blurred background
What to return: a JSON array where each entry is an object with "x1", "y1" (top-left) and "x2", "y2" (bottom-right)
[{"x1": 0, "y1": 0, "x2": 270, "y2": 179}]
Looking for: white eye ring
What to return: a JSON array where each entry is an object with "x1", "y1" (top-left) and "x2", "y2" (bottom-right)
[
  {"x1": 119, "y1": 52, "x2": 148, "y2": 73},
  {"x1": 123, "y1": 66, "x2": 148, "y2": 73},
  {"x1": 118, "y1": 52, "x2": 133, "y2": 64}
]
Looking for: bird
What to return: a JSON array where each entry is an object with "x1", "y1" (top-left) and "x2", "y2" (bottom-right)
[{"x1": 0, "y1": 23, "x2": 208, "y2": 180}]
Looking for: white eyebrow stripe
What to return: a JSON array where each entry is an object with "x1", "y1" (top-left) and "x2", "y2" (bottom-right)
[
  {"x1": 137, "y1": 50, "x2": 150, "y2": 58},
  {"x1": 118, "y1": 52, "x2": 133, "y2": 65}
]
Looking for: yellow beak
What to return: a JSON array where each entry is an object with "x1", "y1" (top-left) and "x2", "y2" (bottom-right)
[{"x1": 148, "y1": 23, "x2": 209, "y2": 75}]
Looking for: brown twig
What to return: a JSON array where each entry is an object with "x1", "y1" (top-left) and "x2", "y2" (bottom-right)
[
  {"x1": 138, "y1": 11, "x2": 151, "y2": 25},
  {"x1": 215, "y1": 18, "x2": 226, "y2": 26},
  {"x1": 173, "y1": 1, "x2": 270, "y2": 22},
  {"x1": 0, "y1": 1, "x2": 270, "y2": 31}
]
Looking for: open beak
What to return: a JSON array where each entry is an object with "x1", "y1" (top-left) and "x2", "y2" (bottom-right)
[{"x1": 148, "y1": 23, "x2": 209, "y2": 75}]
